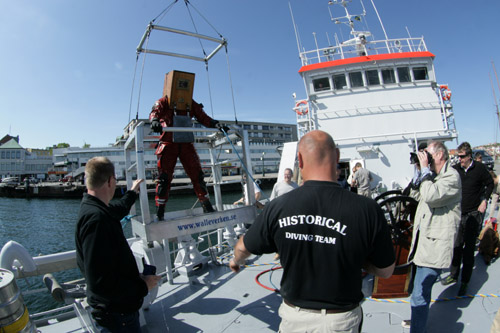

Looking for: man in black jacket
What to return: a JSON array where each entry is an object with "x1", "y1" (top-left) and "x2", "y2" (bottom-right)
[
  {"x1": 442, "y1": 142, "x2": 494, "y2": 296},
  {"x1": 75, "y1": 157, "x2": 160, "y2": 332}
]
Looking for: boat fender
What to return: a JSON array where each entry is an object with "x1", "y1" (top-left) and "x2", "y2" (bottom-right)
[
  {"x1": 0, "y1": 240, "x2": 37, "y2": 277},
  {"x1": 440, "y1": 85, "x2": 452, "y2": 101},
  {"x1": 294, "y1": 100, "x2": 309, "y2": 116}
]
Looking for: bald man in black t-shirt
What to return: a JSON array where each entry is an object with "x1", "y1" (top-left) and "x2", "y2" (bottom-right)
[{"x1": 230, "y1": 130, "x2": 395, "y2": 333}]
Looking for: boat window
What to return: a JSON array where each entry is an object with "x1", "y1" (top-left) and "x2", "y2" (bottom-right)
[
  {"x1": 366, "y1": 70, "x2": 380, "y2": 85},
  {"x1": 332, "y1": 74, "x2": 347, "y2": 90},
  {"x1": 313, "y1": 78, "x2": 330, "y2": 91},
  {"x1": 413, "y1": 67, "x2": 428, "y2": 80},
  {"x1": 397, "y1": 67, "x2": 411, "y2": 83},
  {"x1": 349, "y1": 72, "x2": 364, "y2": 88},
  {"x1": 381, "y1": 69, "x2": 396, "y2": 84}
]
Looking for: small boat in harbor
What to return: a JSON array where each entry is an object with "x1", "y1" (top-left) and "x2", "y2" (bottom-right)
[
  {"x1": 0, "y1": 177, "x2": 19, "y2": 186},
  {"x1": 0, "y1": 1, "x2": 499, "y2": 332}
]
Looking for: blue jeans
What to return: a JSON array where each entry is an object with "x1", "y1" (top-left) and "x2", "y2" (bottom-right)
[
  {"x1": 94, "y1": 311, "x2": 141, "y2": 333},
  {"x1": 410, "y1": 266, "x2": 441, "y2": 333}
]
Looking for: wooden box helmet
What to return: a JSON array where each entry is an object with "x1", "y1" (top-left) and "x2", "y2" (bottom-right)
[{"x1": 163, "y1": 70, "x2": 195, "y2": 111}]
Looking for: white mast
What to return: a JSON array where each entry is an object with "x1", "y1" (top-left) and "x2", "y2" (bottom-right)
[{"x1": 289, "y1": 2, "x2": 302, "y2": 57}]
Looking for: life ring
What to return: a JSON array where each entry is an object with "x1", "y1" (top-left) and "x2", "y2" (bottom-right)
[
  {"x1": 440, "y1": 85, "x2": 452, "y2": 101},
  {"x1": 294, "y1": 100, "x2": 308, "y2": 116}
]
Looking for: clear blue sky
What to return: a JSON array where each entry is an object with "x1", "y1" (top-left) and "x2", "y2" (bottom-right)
[{"x1": 1, "y1": 0, "x2": 500, "y2": 149}]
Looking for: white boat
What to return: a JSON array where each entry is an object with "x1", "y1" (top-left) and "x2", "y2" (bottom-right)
[
  {"x1": 0, "y1": 177, "x2": 19, "y2": 186},
  {"x1": 1, "y1": 2, "x2": 499, "y2": 333},
  {"x1": 288, "y1": 0, "x2": 457, "y2": 193}
]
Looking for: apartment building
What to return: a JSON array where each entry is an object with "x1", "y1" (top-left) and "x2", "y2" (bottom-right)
[{"x1": 51, "y1": 119, "x2": 297, "y2": 180}]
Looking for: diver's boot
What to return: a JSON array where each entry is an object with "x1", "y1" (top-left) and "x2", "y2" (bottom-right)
[
  {"x1": 201, "y1": 200, "x2": 215, "y2": 213},
  {"x1": 156, "y1": 205, "x2": 165, "y2": 221}
]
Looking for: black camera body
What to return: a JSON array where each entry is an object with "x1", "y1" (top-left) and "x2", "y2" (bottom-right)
[
  {"x1": 410, "y1": 151, "x2": 433, "y2": 166},
  {"x1": 142, "y1": 257, "x2": 157, "y2": 276},
  {"x1": 410, "y1": 152, "x2": 419, "y2": 165}
]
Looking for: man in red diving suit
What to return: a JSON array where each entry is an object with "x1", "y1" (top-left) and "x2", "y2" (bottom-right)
[{"x1": 149, "y1": 96, "x2": 227, "y2": 220}]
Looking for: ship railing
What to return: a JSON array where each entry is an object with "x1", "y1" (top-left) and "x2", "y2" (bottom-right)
[
  {"x1": 315, "y1": 101, "x2": 442, "y2": 119},
  {"x1": 299, "y1": 37, "x2": 428, "y2": 66},
  {"x1": 296, "y1": 111, "x2": 314, "y2": 139},
  {"x1": 124, "y1": 122, "x2": 258, "y2": 284},
  {"x1": 435, "y1": 83, "x2": 457, "y2": 134},
  {"x1": 335, "y1": 128, "x2": 457, "y2": 145},
  {"x1": 312, "y1": 97, "x2": 456, "y2": 138},
  {"x1": 123, "y1": 122, "x2": 255, "y2": 222}
]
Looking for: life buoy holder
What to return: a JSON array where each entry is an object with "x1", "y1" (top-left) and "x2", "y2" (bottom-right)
[
  {"x1": 294, "y1": 100, "x2": 309, "y2": 116},
  {"x1": 440, "y1": 85, "x2": 452, "y2": 101}
]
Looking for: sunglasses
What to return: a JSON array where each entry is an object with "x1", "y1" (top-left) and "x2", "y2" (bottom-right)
[{"x1": 458, "y1": 155, "x2": 468, "y2": 159}]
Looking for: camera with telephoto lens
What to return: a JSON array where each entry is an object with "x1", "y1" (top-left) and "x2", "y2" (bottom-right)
[{"x1": 410, "y1": 151, "x2": 433, "y2": 166}]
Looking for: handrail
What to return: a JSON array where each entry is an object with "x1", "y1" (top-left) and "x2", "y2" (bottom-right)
[{"x1": 299, "y1": 37, "x2": 427, "y2": 66}]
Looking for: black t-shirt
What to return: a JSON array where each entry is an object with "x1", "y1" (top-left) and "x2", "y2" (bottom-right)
[{"x1": 244, "y1": 180, "x2": 395, "y2": 310}]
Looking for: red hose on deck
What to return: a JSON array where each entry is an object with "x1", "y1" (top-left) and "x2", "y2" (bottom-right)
[{"x1": 255, "y1": 266, "x2": 282, "y2": 292}]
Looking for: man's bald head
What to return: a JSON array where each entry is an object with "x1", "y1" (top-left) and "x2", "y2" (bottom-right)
[
  {"x1": 298, "y1": 130, "x2": 339, "y2": 182},
  {"x1": 298, "y1": 130, "x2": 337, "y2": 163}
]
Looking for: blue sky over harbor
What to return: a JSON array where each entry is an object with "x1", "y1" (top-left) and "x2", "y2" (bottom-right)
[{"x1": 1, "y1": 0, "x2": 500, "y2": 149}]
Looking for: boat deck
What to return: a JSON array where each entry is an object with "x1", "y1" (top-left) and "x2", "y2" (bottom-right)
[{"x1": 36, "y1": 250, "x2": 500, "y2": 332}]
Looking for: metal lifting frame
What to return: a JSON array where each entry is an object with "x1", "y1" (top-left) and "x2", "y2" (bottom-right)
[
  {"x1": 124, "y1": 122, "x2": 258, "y2": 283},
  {"x1": 137, "y1": 24, "x2": 227, "y2": 62}
]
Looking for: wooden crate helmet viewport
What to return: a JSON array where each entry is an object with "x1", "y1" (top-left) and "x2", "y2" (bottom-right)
[{"x1": 163, "y1": 70, "x2": 195, "y2": 111}]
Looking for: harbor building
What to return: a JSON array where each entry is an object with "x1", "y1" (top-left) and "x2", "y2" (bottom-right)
[
  {"x1": 1, "y1": 119, "x2": 296, "y2": 183},
  {"x1": 0, "y1": 135, "x2": 52, "y2": 180},
  {"x1": 50, "y1": 119, "x2": 297, "y2": 181}
]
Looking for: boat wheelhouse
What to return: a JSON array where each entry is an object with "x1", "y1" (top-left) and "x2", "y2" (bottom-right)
[{"x1": 291, "y1": 0, "x2": 457, "y2": 191}]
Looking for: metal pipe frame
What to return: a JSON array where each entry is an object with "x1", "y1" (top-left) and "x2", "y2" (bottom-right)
[{"x1": 136, "y1": 24, "x2": 227, "y2": 63}]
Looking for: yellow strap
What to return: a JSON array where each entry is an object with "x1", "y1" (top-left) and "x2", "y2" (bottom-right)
[{"x1": 0, "y1": 306, "x2": 30, "y2": 333}]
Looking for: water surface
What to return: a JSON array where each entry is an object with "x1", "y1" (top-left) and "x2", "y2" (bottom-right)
[{"x1": 0, "y1": 188, "x2": 270, "y2": 314}]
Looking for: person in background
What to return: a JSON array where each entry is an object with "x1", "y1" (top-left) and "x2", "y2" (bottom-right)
[
  {"x1": 233, "y1": 173, "x2": 262, "y2": 206},
  {"x1": 403, "y1": 142, "x2": 428, "y2": 197},
  {"x1": 402, "y1": 140, "x2": 461, "y2": 332},
  {"x1": 478, "y1": 171, "x2": 500, "y2": 266},
  {"x1": 347, "y1": 166, "x2": 357, "y2": 193},
  {"x1": 269, "y1": 167, "x2": 299, "y2": 260},
  {"x1": 474, "y1": 151, "x2": 483, "y2": 163},
  {"x1": 230, "y1": 130, "x2": 395, "y2": 333},
  {"x1": 270, "y1": 168, "x2": 298, "y2": 200},
  {"x1": 75, "y1": 157, "x2": 161, "y2": 332},
  {"x1": 337, "y1": 164, "x2": 349, "y2": 190},
  {"x1": 478, "y1": 217, "x2": 499, "y2": 265},
  {"x1": 442, "y1": 142, "x2": 494, "y2": 296},
  {"x1": 352, "y1": 162, "x2": 372, "y2": 197},
  {"x1": 487, "y1": 170, "x2": 500, "y2": 219}
]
